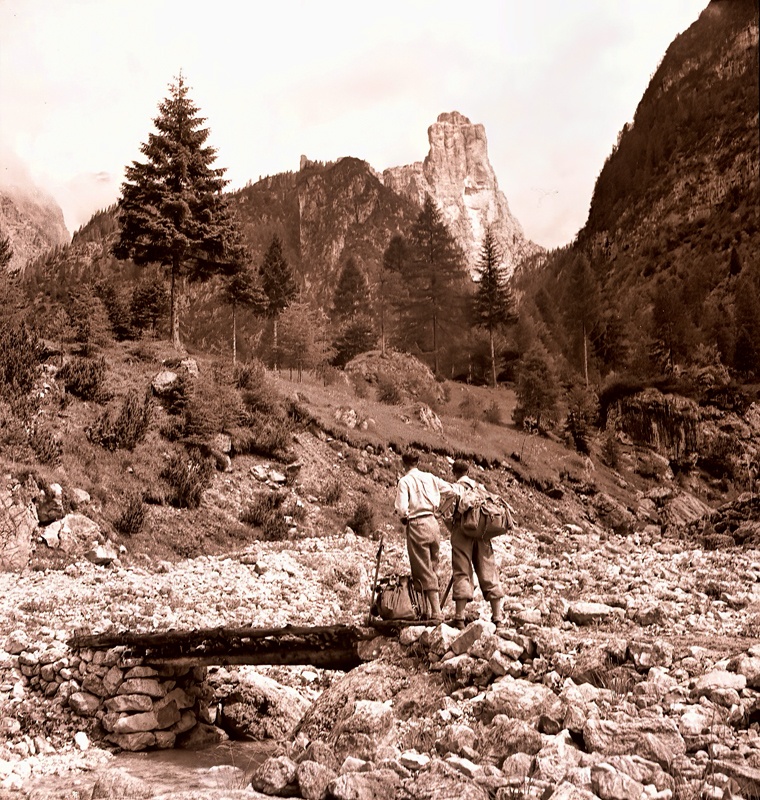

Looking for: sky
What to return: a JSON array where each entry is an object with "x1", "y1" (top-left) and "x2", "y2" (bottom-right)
[{"x1": 0, "y1": 0, "x2": 708, "y2": 250}]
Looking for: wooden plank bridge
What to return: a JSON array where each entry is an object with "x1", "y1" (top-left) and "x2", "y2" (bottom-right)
[{"x1": 67, "y1": 622, "x2": 405, "y2": 672}]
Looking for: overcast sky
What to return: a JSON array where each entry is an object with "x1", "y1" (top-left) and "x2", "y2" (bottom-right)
[{"x1": 1, "y1": 0, "x2": 707, "y2": 249}]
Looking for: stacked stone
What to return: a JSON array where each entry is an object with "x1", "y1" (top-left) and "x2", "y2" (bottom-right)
[{"x1": 10, "y1": 635, "x2": 216, "y2": 753}]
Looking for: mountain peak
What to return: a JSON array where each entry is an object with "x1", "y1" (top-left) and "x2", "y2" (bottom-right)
[{"x1": 436, "y1": 111, "x2": 472, "y2": 125}]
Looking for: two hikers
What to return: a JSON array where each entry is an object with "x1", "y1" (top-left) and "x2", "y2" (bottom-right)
[{"x1": 394, "y1": 452, "x2": 505, "y2": 628}]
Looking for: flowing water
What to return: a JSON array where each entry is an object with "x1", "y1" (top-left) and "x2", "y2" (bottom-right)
[{"x1": 24, "y1": 739, "x2": 278, "y2": 799}]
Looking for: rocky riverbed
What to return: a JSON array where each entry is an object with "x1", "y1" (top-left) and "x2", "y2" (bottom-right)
[{"x1": 3, "y1": 502, "x2": 760, "y2": 799}]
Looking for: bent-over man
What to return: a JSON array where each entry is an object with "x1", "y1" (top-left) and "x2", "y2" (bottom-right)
[{"x1": 448, "y1": 459, "x2": 505, "y2": 630}]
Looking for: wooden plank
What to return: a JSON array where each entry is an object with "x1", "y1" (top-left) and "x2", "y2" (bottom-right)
[
  {"x1": 144, "y1": 645, "x2": 364, "y2": 671},
  {"x1": 68, "y1": 623, "x2": 379, "y2": 650}
]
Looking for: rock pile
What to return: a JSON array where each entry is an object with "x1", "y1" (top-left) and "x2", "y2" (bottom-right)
[{"x1": 246, "y1": 617, "x2": 760, "y2": 800}]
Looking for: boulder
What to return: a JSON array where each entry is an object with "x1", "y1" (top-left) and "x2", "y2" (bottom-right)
[
  {"x1": 582, "y1": 717, "x2": 686, "y2": 768},
  {"x1": 480, "y1": 676, "x2": 563, "y2": 724},
  {"x1": 218, "y1": 671, "x2": 311, "y2": 741},
  {"x1": 331, "y1": 699, "x2": 394, "y2": 761},
  {"x1": 0, "y1": 489, "x2": 36, "y2": 572}
]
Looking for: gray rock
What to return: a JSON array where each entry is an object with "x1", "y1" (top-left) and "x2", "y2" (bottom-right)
[
  {"x1": 218, "y1": 670, "x2": 311, "y2": 741},
  {"x1": 90, "y1": 767, "x2": 154, "y2": 798},
  {"x1": 296, "y1": 760, "x2": 336, "y2": 800},
  {"x1": 250, "y1": 755, "x2": 298, "y2": 796},
  {"x1": 480, "y1": 676, "x2": 563, "y2": 724},
  {"x1": 583, "y1": 717, "x2": 686, "y2": 768},
  {"x1": 329, "y1": 768, "x2": 401, "y2": 800}
]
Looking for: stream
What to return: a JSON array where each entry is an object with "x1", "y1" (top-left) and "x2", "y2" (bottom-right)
[{"x1": 24, "y1": 739, "x2": 278, "y2": 799}]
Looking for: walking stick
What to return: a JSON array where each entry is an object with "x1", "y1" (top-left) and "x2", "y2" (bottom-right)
[
  {"x1": 441, "y1": 574, "x2": 454, "y2": 607},
  {"x1": 366, "y1": 532, "x2": 385, "y2": 625}
]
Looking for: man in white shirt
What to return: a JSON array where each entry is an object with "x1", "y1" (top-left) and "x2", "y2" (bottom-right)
[{"x1": 394, "y1": 451, "x2": 452, "y2": 622}]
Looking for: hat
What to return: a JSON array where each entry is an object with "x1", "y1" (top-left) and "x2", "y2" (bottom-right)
[{"x1": 452, "y1": 459, "x2": 469, "y2": 477}]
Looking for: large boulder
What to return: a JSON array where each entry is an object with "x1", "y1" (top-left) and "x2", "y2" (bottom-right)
[
  {"x1": 295, "y1": 661, "x2": 409, "y2": 743},
  {"x1": 216, "y1": 671, "x2": 311, "y2": 741},
  {"x1": 0, "y1": 488, "x2": 37, "y2": 572}
]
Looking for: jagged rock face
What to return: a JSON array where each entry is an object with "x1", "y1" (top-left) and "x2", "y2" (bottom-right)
[
  {"x1": 0, "y1": 186, "x2": 69, "y2": 274},
  {"x1": 383, "y1": 111, "x2": 542, "y2": 275}
]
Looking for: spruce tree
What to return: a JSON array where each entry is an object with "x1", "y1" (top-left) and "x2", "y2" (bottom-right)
[
  {"x1": 224, "y1": 261, "x2": 265, "y2": 365},
  {"x1": 563, "y1": 252, "x2": 602, "y2": 387},
  {"x1": 0, "y1": 232, "x2": 12, "y2": 270},
  {"x1": 378, "y1": 235, "x2": 408, "y2": 355},
  {"x1": 473, "y1": 226, "x2": 517, "y2": 387},
  {"x1": 331, "y1": 257, "x2": 370, "y2": 322},
  {"x1": 259, "y1": 235, "x2": 298, "y2": 367},
  {"x1": 396, "y1": 195, "x2": 468, "y2": 374},
  {"x1": 112, "y1": 73, "x2": 244, "y2": 350}
]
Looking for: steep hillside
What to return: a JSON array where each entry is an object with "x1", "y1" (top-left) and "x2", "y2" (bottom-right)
[
  {"x1": 0, "y1": 185, "x2": 69, "y2": 274},
  {"x1": 232, "y1": 157, "x2": 420, "y2": 307},
  {"x1": 516, "y1": 0, "x2": 759, "y2": 383}
]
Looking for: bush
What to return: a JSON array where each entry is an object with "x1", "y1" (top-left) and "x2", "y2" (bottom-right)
[
  {"x1": 483, "y1": 400, "x2": 502, "y2": 425},
  {"x1": 88, "y1": 389, "x2": 151, "y2": 451},
  {"x1": 259, "y1": 513, "x2": 290, "y2": 541},
  {"x1": 458, "y1": 394, "x2": 479, "y2": 420},
  {"x1": 240, "y1": 491, "x2": 285, "y2": 527},
  {"x1": 376, "y1": 372, "x2": 403, "y2": 405},
  {"x1": 0, "y1": 321, "x2": 42, "y2": 401},
  {"x1": 322, "y1": 477, "x2": 343, "y2": 505},
  {"x1": 601, "y1": 432, "x2": 621, "y2": 469},
  {"x1": 161, "y1": 448, "x2": 214, "y2": 509},
  {"x1": 347, "y1": 499, "x2": 374, "y2": 537},
  {"x1": 59, "y1": 357, "x2": 110, "y2": 403},
  {"x1": 29, "y1": 427, "x2": 62, "y2": 466},
  {"x1": 115, "y1": 493, "x2": 147, "y2": 535},
  {"x1": 233, "y1": 413, "x2": 293, "y2": 459},
  {"x1": 162, "y1": 372, "x2": 192, "y2": 416}
]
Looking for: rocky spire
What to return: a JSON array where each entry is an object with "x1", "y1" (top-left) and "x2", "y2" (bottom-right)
[{"x1": 383, "y1": 112, "x2": 542, "y2": 277}]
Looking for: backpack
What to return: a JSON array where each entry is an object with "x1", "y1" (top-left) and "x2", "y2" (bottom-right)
[
  {"x1": 458, "y1": 484, "x2": 516, "y2": 541},
  {"x1": 371, "y1": 575, "x2": 426, "y2": 621}
]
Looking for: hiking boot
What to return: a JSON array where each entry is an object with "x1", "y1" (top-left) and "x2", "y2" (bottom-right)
[
  {"x1": 493, "y1": 619, "x2": 507, "y2": 634},
  {"x1": 450, "y1": 618, "x2": 466, "y2": 630}
]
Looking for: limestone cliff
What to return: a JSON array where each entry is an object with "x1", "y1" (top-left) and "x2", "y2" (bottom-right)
[
  {"x1": 383, "y1": 111, "x2": 542, "y2": 275},
  {"x1": 0, "y1": 185, "x2": 69, "y2": 274}
]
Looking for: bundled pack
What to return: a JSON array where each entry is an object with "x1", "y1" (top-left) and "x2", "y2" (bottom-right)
[{"x1": 371, "y1": 575, "x2": 426, "y2": 621}]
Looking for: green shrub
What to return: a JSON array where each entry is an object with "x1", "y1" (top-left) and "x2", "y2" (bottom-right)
[
  {"x1": 115, "y1": 493, "x2": 147, "y2": 535},
  {"x1": 88, "y1": 389, "x2": 151, "y2": 451},
  {"x1": 29, "y1": 427, "x2": 62, "y2": 466},
  {"x1": 483, "y1": 400, "x2": 502, "y2": 425},
  {"x1": 161, "y1": 448, "x2": 214, "y2": 509},
  {"x1": 162, "y1": 372, "x2": 192, "y2": 416},
  {"x1": 59, "y1": 357, "x2": 110, "y2": 402},
  {"x1": 0, "y1": 321, "x2": 42, "y2": 401},
  {"x1": 240, "y1": 491, "x2": 285, "y2": 527},
  {"x1": 322, "y1": 477, "x2": 343, "y2": 505},
  {"x1": 232, "y1": 413, "x2": 293, "y2": 459},
  {"x1": 376, "y1": 372, "x2": 403, "y2": 405},
  {"x1": 259, "y1": 513, "x2": 290, "y2": 541},
  {"x1": 347, "y1": 499, "x2": 374, "y2": 537}
]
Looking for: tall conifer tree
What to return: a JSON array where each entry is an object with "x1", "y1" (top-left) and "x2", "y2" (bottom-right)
[
  {"x1": 259, "y1": 235, "x2": 298, "y2": 367},
  {"x1": 113, "y1": 73, "x2": 243, "y2": 349},
  {"x1": 474, "y1": 226, "x2": 517, "y2": 387},
  {"x1": 397, "y1": 195, "x2": 467, "y2": 374}
]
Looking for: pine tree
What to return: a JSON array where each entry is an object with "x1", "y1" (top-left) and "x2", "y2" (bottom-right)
[
  {"x1": 332, "y1": 314, "x2": 377, "y2": 368},
  {"x1": 259, "y1": 235, "x2": 298, "y2": 368},
  {"x1": 331, "y1": 257, "x2": 371, "y2": 322},
  {"x1": 224, "y1": 262, "x2": 265, "y2": 365},
  {"x1": 473, "y1": 226, "x2": 517, "y2": 387},
  {"x1": 112, "y1": 73, "x2": 244, "y2": 350},
  {"x1": 278, "y1": 302, "x2": 334, "y2": 381},
  {"x1": 378, "y1": 235, "x2": 408, "y2": 355},
  {"x1": 396, "y1": 195, "x2": 468, "y2": 374},
  {"x1": 0, "y1": 232, "x2": 13, "y2": 270},
  {"x1": 562, "y1": 252, "x2": 602, "y2": 387},
  {"x1": 513, "y1": 344, "x2": 560, "y2": 432},
  {"x1": 131, "y1": 279, "x2": 170, "y2": 336}
]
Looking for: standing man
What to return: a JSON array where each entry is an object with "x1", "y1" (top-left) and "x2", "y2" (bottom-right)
[
  {"x1": 448, "y1": 459, "x2": 505, "y2": 630},
  {"x1": 395, "y1": 451, "x2": 451, "y2": 623}
]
